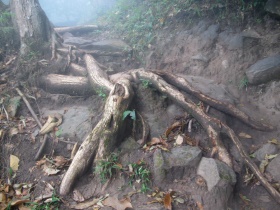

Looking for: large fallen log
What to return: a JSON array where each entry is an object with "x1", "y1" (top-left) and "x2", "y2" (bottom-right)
[
  {"x1": 60, "y1": 78, "x2": 133, "y2": 195},
  {"x1": 39, "y1": 74, "x2": 91, "y2": 95},
  {"x1": 54, "y1": 25, "x2": 98, "y2": 34}
]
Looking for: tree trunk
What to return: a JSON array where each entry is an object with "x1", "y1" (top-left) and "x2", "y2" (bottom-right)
[{"x1": 10, "y1": 0, "x2": 54, "y2": 55}]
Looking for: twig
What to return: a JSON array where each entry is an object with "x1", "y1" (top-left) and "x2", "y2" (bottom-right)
[
  {"x1": 16, "y1": 88, "x2": 48, "y2": 160},
  {"x1": 15, "y1": 88, "x2": 42, "y2": 127}
]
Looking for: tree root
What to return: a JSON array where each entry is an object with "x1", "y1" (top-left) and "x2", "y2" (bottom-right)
[
  {"x1": 154, "y1": 71, "x2": 274, "y2": 131},
  {"x1": 60, "y1": 78, "x2": 133, "y2": 195},
  {"x1": 130, "y1": 69, "x2": 280, "y2": 204}
]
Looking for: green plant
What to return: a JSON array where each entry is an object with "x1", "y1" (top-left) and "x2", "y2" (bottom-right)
[
  {"x1": 96, "y1": 87, "x2": 107, "y2": 100},
  {"x1": 0, "y1": 11, "x2": 11, "y2": 26},
  {"x1": 128, "y1": 161, "x2": 151, "y2": 193},
  {"x1": 94, "y1": 153, "x2": 121, "y2": 183},
  {"x1": 55, "y1": 129, "x2": 63, "y2": 137},
  {"x1": 122, "y1": 110, "x2": 136, "y2": 120},
  {"x1": 29, "y1": 191, "x2": 60, "y2": 210},
  {"x1": 140, "y1": 79, "x2": 152, "y2": 89},
  {"x1": 238, "y1": 76, "x2": 249, "y2": 90}
]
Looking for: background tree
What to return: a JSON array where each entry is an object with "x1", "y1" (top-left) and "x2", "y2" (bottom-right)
[{"x1": 10, "y1": 0, "x2": 55, "y2": 55}]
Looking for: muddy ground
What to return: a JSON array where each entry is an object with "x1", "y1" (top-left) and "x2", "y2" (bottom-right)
[{"x1": 1, "y1": 13, "x2": 280, "y2": 210}]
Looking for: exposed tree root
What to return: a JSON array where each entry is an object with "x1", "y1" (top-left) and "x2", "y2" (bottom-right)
[
  {"x1": 60, "y1": 78, "x2": 133, "y2": 195},
  {"x1": 130, "y1": 69, "x2": 280, "y2": 204},
  {"x1": 154, "y1": 71, "x2": 274, "y2": 131},
  {"x1": 40, "y1": 74, "x2": 91, "y2": 95},
  {"x1": 84, "y1": 54, "x2": 113, "y2": 93}
]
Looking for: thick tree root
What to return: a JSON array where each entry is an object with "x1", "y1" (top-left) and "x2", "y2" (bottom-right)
[
  {"x1": 59, "y1": 78, "x2": 133, "y2": 195},
  {"x1": 154, "y1": 71, "x2": 274, "y2": 131},
  {"x1": 40, "y1": 74, "x2": 91, "y2": 95},
  {"x1": 84, "y1": 54, "x2": 113, "y2": 94}
]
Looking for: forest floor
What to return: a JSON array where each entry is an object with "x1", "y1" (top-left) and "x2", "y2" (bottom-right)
[{"x1": 1, "y1": 10, "x2": 280, "y2": 210}]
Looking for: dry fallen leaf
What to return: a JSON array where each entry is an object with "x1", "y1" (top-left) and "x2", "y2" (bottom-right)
[
  {"x1": 42, "y1": 165, "x2": 60, "y2": 176},
  {"x1": 69, "y1": 198, "x2": 100, "y2": 209},
  {"x1": 53, "y1": 156, "x2": 69, "y2": 167},
  {"x1": 9, "y1": 127, "x2": 19, "y2": 137},
  {"x1": 268, "y1": 138, "x2": 279, "y2": 145},
  {"x1": 175, "y1": 135, "x2": 184, "y2": 145},
  {"x1": 10, "y1": 155, "x2": 20, "y2": 171},
  {"x1": 164, "y1": 192, "x2": 172, "y2": 210},
  {"x1": 103, "y1": 196, "x2": 132, "y2": 210},
  {"x1": 196, "y1": 201, "x2": 204, "y2": 210},
  {"x1": 238, "y1": 132, "x2": 252, "y2": 139},
  {"x1": 73, "y1": 189, "x2": 85, "y2": 202}
]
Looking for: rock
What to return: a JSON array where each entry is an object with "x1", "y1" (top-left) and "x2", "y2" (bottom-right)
[
  {"x1": 246, "y1": 54, "x2": 280, "y2": 85},
  {"x1": 63, "y1": 37, "x2": 93, "y2": 46},
  {"x1": 191, "y1": 53, "x2": 210, "y2": 63},
  {"x1": 222, "y1": 60, "x2": 229, "y2": 69},
  {"x1": 179, "y1": 75, "x2": 235, "y2": 104},
  {"x1": 153, "y1": 149, "x2": 165, "y2": 184},
  {"x1": 265, "y1": 0, "x2": 280, "y2": 17},
  {"x1": 161, "y1": 146, "x2": 202, "y2": 181},
  {"x1": 41, "y1": 106, "x2": 92, "y2": 141},
  {"x1": 253, "y1": 143, "x2": 278, "y2": 161},
  {"x1": 228, "y1": 34, "x2": 243, "y2": 50},
  {"x1": 266, "y1": 155, "x2": 280, "y2": 182},
  {"x1": 80, "y1": 39, "x2": 132, "y2": 54},
  {"x1": 197, "y1": 157, "x2": 236, "y2": 191}
]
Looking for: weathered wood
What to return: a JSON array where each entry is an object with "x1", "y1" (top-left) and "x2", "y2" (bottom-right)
[
  {"x1": 40, "y1": 74, "x2": 91, "y2": 95},
  {"x1": 60, "y1": 78, "x2": 134, "y2": 195},
  {"x1": 69, "y1": 63, "x2": 87, "y2": 76},
  {"x1": 54, "y1": 25, "x2": 99, "y2": 34},
  {"x1": 154, "y1": 71, "x2": 274, "y2": 131},
  {"x1": 84, "y1": 54, "x2": 114, "y2": 94}
]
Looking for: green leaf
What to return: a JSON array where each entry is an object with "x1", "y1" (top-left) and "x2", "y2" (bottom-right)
[
  {"x1": 122, "y1": 110, "x2": 131, "y2": 120},
  {"x1": 129, "y1": 110, "x2": 136, "y2": 120}
]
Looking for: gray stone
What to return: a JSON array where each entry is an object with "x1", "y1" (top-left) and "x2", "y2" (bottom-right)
[
  {"x1": 228, "y1": 34, "x2": 243, "y2": 50},
  {"x1": 265, "y1": 0, "x2": 280, "y2": 17},
  {"x1": 63, "y1": 37, "x2": 93, "y2": 46},
  {"x1": 253, "y1": 143, "x2": 278, "y2": 161},
  {"x1": 80, "y1": 39, "x2": 132, "y2": 53},
  {"x1": 246, "y1": 54, "x2": 280, "y2": 85},
  {"x1": 197, "y1": 157, "x2": 236, "y2": 191},
  {"x1": 266, "y1": 155, "x2": 280, "y2": 182},
  {"x1": 191, "y1": 53, "x2": 210, "y2": 63},
  {"x1": 41, "y1": 106, "x2": 92, "y2": 141},
  {"x1": 153, "y1": 149, "x2": 166, "y2": 184},
  {"x1": 162, "y1": 146, "x2": 202, "y2": 181}
]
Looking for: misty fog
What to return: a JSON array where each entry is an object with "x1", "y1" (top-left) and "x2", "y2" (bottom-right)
[{"x1": 1, "y1": 0, "x2": 117, "y2": 26}]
